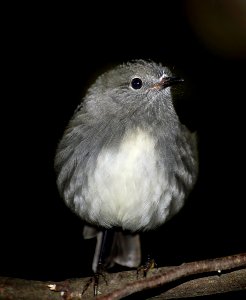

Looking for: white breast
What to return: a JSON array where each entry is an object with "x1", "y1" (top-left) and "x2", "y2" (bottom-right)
[{"x1": 82, "y1": 129, "x2": 172, "y2": 231}]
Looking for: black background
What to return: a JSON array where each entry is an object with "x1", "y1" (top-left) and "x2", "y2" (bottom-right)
[{"x1": 1, "y1": 1, "x2": 246, "y2": 295}]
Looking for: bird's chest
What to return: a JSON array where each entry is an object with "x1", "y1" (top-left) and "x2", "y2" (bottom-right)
[
  {"x1": 86, "y1": 129, "x2": 169, "y2": 229},
  {"x1": 92, "y1": 129, "x2": 159, "y2": 195}
]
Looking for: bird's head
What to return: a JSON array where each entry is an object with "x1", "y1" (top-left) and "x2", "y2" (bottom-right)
[{"x1": 85, "y1": 60, "x2": 184, "y2": 121}]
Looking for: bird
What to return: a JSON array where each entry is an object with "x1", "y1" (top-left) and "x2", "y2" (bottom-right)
[{"x1": 54, "y1": 59, "x2": 198, "y2": 280}]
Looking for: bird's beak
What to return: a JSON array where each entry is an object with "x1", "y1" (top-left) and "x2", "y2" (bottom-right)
[{"x1": 153, "y1": 77, "x2": 184, "y2": 90}]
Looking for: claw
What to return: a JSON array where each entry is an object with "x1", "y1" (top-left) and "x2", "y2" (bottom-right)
[
  {"x1": 137, "y1": 256, "x2": 157, "y2": 279},
  {"x1": 82, "y1": 267, "x2": 108, "y2": 296}
]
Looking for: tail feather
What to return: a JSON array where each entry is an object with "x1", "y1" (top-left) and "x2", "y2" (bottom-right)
[{"x1": 83, "y1": 225, "x2": 141, "y2": 272}]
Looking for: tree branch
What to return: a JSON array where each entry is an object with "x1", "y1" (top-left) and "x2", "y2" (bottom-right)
[
  {"x1": 98, "y1": 253, "x2": 246, "y2": 300},
  {"x1": 0, "y1": 253, "x2": 245, "y2": 300}
]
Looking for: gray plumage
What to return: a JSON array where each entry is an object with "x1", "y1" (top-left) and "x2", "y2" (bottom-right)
[{"x1": 55, "y1": 60, "x2": 198, "y2": 271}]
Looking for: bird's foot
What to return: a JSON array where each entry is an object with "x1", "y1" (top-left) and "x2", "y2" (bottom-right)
[
  {"x1": 82, "y1": 265, "x2": 108, "y2": 296},
  {"x1": 137, "y1": 256, "x2": 157, "y2": 279}
]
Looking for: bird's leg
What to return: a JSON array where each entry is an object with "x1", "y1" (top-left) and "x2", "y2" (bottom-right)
[
  {"x1": 93, "y1": 228, "x2": 112, "y2": 296},
  {"x1": 82, "y1": 228, "x2": 115, "y2": 296}
]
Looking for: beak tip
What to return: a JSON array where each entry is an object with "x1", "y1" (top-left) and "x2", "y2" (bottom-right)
[{"x1": 162, "y1": 77, "x2": 184, "y2": 88}]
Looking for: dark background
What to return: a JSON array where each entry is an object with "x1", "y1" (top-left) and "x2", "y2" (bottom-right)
[{"x1": 1, "y1": 0, "x2": 245, "y2": 294}]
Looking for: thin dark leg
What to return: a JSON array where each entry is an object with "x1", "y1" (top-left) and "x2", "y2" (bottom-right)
[
  {"x1": 82, "y1": 228, "x2": 115, "y2": 296},
  {"x1": 94, "y1": 229, "x2": 115, "y2": 296}
]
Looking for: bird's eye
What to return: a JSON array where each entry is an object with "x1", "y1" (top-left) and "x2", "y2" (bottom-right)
[{"x1": 131, "y1": 77, "x2": 142, "y2": 89}]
